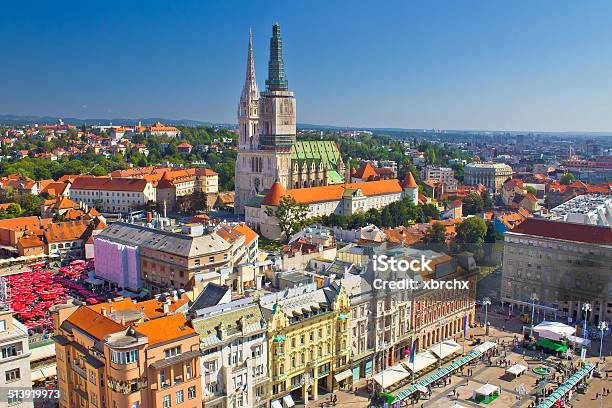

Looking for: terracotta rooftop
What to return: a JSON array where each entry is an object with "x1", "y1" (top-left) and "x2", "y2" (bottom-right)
[
  {"x1": 401, "y1": 172, "x2": 418, "y2": 189},
  {"x1": 352, "y1": 163, "x2": 379, "y2": 179},
  {"x1": 232, "y1": 223, "x2": 258, "y2": 245},
  {"x1": 134, "y1": 313, "x2": 195, "y2": 346},
  {"x1": 71, "y1": 176, "x2": 150, "y2": 192},
  {"x1": 66, "y1": 306, "x2": 125, "y2": 341},
  {"x1": 511, "y1": 218, "x2": 612, "y2": 244},
  {"x1": 262, "y1": 179, "x2": 404, "y2": 206}
]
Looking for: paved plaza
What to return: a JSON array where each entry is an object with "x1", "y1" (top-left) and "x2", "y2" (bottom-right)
[{"x1": 305, "y1": 314, "x2": 612, "y2": 408}]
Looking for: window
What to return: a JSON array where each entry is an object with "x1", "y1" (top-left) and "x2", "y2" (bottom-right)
[
  {"x1": 188, "y1": 386, "x2": 196, "y2": 400},
  {"x1": 176, "y1": 390, "x2": 184, "y2": 404},
  {"x1": 164, "y1": 346, "x2": 181, "y2": 359},
  {"x1": 0, "y1": 319, "x2": 6, "y2": 332},
  {"x1": 131, "y1": 402, "x2": 139, "y2": 408},
  {"x1": 5, "y1": 368, "x2": 20, "y2": 382},
  {"x1": 1, "y1": 343, "x2": 20, "y2": 359},
  {"x1": 111, "y1": 349, "x2": 138, "y2": 364},
  {"x1": 7, "y1": 394, "x2": 23, "y2": 405},
  {"x1": 185, "y1": 365, "x2": 192, "y2": 380},
  {"x1": 162, "y1": 395, "x2": 171, "y2": 408}
]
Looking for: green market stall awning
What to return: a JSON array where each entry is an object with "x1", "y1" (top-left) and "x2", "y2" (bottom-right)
[
  {"x1": 536, "y1": 363, "x2": 595, "y2": 408},
  {"x1": 536, "y1": 338, "x2": 568, "y2": 352},
  {"x1": 386, "y1": 341, "x2": 496, "y2": 403}
]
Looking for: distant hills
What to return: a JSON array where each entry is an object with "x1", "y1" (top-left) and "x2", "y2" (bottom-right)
[
  {"x1": 0, "y1": 114, "x2": 610, "y2": 137},
  {"x1": 0, "y1": 114, "x2": 219, "y2": 127}
]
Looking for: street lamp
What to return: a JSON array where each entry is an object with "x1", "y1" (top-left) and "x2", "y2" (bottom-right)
[
  {"x1": 482, "y1": 297, "x2": 491, "y2": 340},
  {"x1": 598, "y1": 321, "x2": 608, "y2": 363},
  {"x1": 437, "y1": 319, "x2": 446, "y2": 368},
  {"x1": 581, "y1": 303, "x2": 591, "y2": 362},
  {"x1": 529, "y1": 293, "x2": 538, "y2": 338}
]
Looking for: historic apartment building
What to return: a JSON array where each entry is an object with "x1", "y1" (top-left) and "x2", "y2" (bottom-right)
[
  {"x1": 260, "y1": 285, "x2": 351, "y2": 407},
  {"x1": 190, "y1": 302, "x2": 268, "y2": 408},
  {"x1": 94, "y1": 222, "x2": 251, "y2": 292},
  {"x1": 234, "y1": 25, "x2": 347, "y2": 214},
  {"x1": 0, "y1": 305, "x2": 33, "y2": 408},
  {"x1": 464, "y1": 162, "x2": 513, "y2": 194},
  {"x1": 501, "y1": 217, "x2": 612, "y2": 324},
  {"x1": 52, "y1": 296, "x2": 202, "y2": 408}
]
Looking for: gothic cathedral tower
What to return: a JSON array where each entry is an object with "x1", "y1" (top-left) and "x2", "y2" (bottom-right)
[{"x1": 235, "y1": 24, "x2": 296, "y2": 214}]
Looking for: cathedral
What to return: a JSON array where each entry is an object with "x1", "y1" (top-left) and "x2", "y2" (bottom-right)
[{"x1": 234, "y1": 24, "x2": 347, "y2": 215}]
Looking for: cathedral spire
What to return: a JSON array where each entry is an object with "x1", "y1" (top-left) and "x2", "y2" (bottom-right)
[
  {"x1": 266, "y1": 23, "x2": 289, "y2": 91},
  {"x1": 241, "y1": 29, "x2": 258, "y2": 99}
]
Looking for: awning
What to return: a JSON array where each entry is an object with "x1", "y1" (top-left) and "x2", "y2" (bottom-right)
[
  {"x1": 405, "y1": 350, "x2": 438, "y2": 373},
  {"x1": 30, "y1": 343, "x2": 56, "y2": 362},
  {"x1": 372, "y1": 363, "x2": 411, "y2": 389},
  {"x1": 282, "y1": 394, "x2": 295, "y2": 408},
  {"x1": 31, "y1": 365, "x2": 57, "y2": 381},
  {"x1": 334, "y1": 369, "x2": 353, "y2": 382},
  {"x1": 429, "y1": 339, "x2": 461, "y2": 359},
  {"x1": 415, "y1": 384, "x2": 428, "y2": 393},
  {"x1": 536, "y1": 338, "x2": 568, "y2": 352},
  {"x1": 506, "y1": 364, "x2": 527, "y2": 376},
  {"x1": 271, "y1": 400, "x2": 283, "y2": 408}
]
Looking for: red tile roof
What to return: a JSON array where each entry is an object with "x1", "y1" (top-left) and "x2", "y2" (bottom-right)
[
  {"x1": 352, "y1": 163, "x2": 379, "y2": 179},
  {"x1": 401, "y1": 172, "x2": 418, "y2": 188},
  {"x1": 71, "y1": 176, "x2": 150, "y2": 192},
  {"x1": 512, "y1": 218, "x2": 612, "y2": 244},
  {"x1": 262, "y1": 179, "x2": 404, "y2": 206}
]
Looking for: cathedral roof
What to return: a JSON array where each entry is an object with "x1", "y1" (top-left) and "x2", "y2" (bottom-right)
[
  {"x1": 262, "y1": 181, "x2": 286, "y2": 206},
  {"x1": 261, "y1": 179, "x2": 403, "y2": 206},
  {"x1": 401, "y1": 172, "x2": 418, "y2": 189}
]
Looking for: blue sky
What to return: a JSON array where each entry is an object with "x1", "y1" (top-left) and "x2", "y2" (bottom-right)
[{"x1": 2, "y1": 0, "x2": 612, "y2": 131}]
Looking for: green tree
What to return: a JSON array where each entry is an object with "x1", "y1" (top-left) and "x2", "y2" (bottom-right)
[
  {"x1": 526, "y1": 186, "x2": 537, "y2": 195},
  {"x1": 265, "y1": 196, "x2": 310, "y2": 241},
  {"x1": 559, "y1": 173, "x2": 576, "y2": 185},
  {"x1": 481, "y1": 190, "x2": 494, "y2": 210},
  {"x1": 455, "y1": 217, "x2": 487, "y2": 255},
  {"x1": 424, "y1": 222, "x2": 446, "y2": 244},
  {"x1": 462, "y1": 193, "x2": 484, "y2": 215}
]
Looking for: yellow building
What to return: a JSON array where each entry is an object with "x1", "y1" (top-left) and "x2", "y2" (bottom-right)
[{"x1": 262, "y1": 285, "x2": 351, "y2": 406}]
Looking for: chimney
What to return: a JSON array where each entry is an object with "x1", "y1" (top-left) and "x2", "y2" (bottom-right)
[
  {"x1": 100, "y1": 307, "x2": 107, "y2": 316},
  {"x1": 163, "y1": 301, "x2": 170, "y2": 314},
  {"x1": 172, "y1": 290, "x2": 178, "y2": 301}
]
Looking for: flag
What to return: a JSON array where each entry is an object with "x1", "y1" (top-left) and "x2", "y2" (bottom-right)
[
  {"x1": 463, "y1": 315, "x2": 467, "y2": 338},
  {"x1": 409, "y1": 339, "x2": 417, "y2": 363}
]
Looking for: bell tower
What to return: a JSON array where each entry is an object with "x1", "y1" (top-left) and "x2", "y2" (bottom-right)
[{"x1": 238, "y1": 29, "x2": 259, "y2": 150}]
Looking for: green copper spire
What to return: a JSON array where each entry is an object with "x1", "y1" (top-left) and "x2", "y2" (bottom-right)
[{"x1": 266, "y1": 23, "x2": 289, "y2": 91}]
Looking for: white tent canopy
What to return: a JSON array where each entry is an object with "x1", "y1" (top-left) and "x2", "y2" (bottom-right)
[
  {"x1": 533, "y1": 321, "x2": 576, "y2": 341},
  {"x1": 473, "y1": 383, "x2": 499, "y2": 397},
  {"x1": 372, "y1": 363, "x2": 410, "y2": 389},
  {"x1": 405, "y1": 350, "x2": 438, "y2": 373},
  {"x1": 451, "y1": 404, "x2": 468, "y2": 408},
  {"x1": 506, "y1": 364, "x2": 527, "y2": 377},
  {"x1": 473, "y1": 341, "x2": 496, "y2": 354},
  {"x1": 568, "y1": 335, "x2": 591, "y2": 347},
  {"x1": 430, "y1": 339, "x2": 461, "y2": 359}
]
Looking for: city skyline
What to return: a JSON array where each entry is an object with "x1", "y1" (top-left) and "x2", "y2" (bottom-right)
[{"x1": 2, "y1": 1, "x2": 612, "y2": 132}]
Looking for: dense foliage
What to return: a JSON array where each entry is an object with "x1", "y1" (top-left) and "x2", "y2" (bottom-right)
[{"x1": 319, "y1": 197, "x2": 440, "y2": 230}]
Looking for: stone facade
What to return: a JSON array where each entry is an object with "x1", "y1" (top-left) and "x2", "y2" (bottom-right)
[
  {"x1": 235, "y1": 25, "x2": 345, "y2": 215},
  {"x1": 464, "y1": 162, "x2": 512, "y2": 194}
]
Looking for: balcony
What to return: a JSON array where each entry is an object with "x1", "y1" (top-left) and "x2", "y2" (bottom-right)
[{"x1": 72, "y1": 363, "x2": 87, "y2": 379}]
